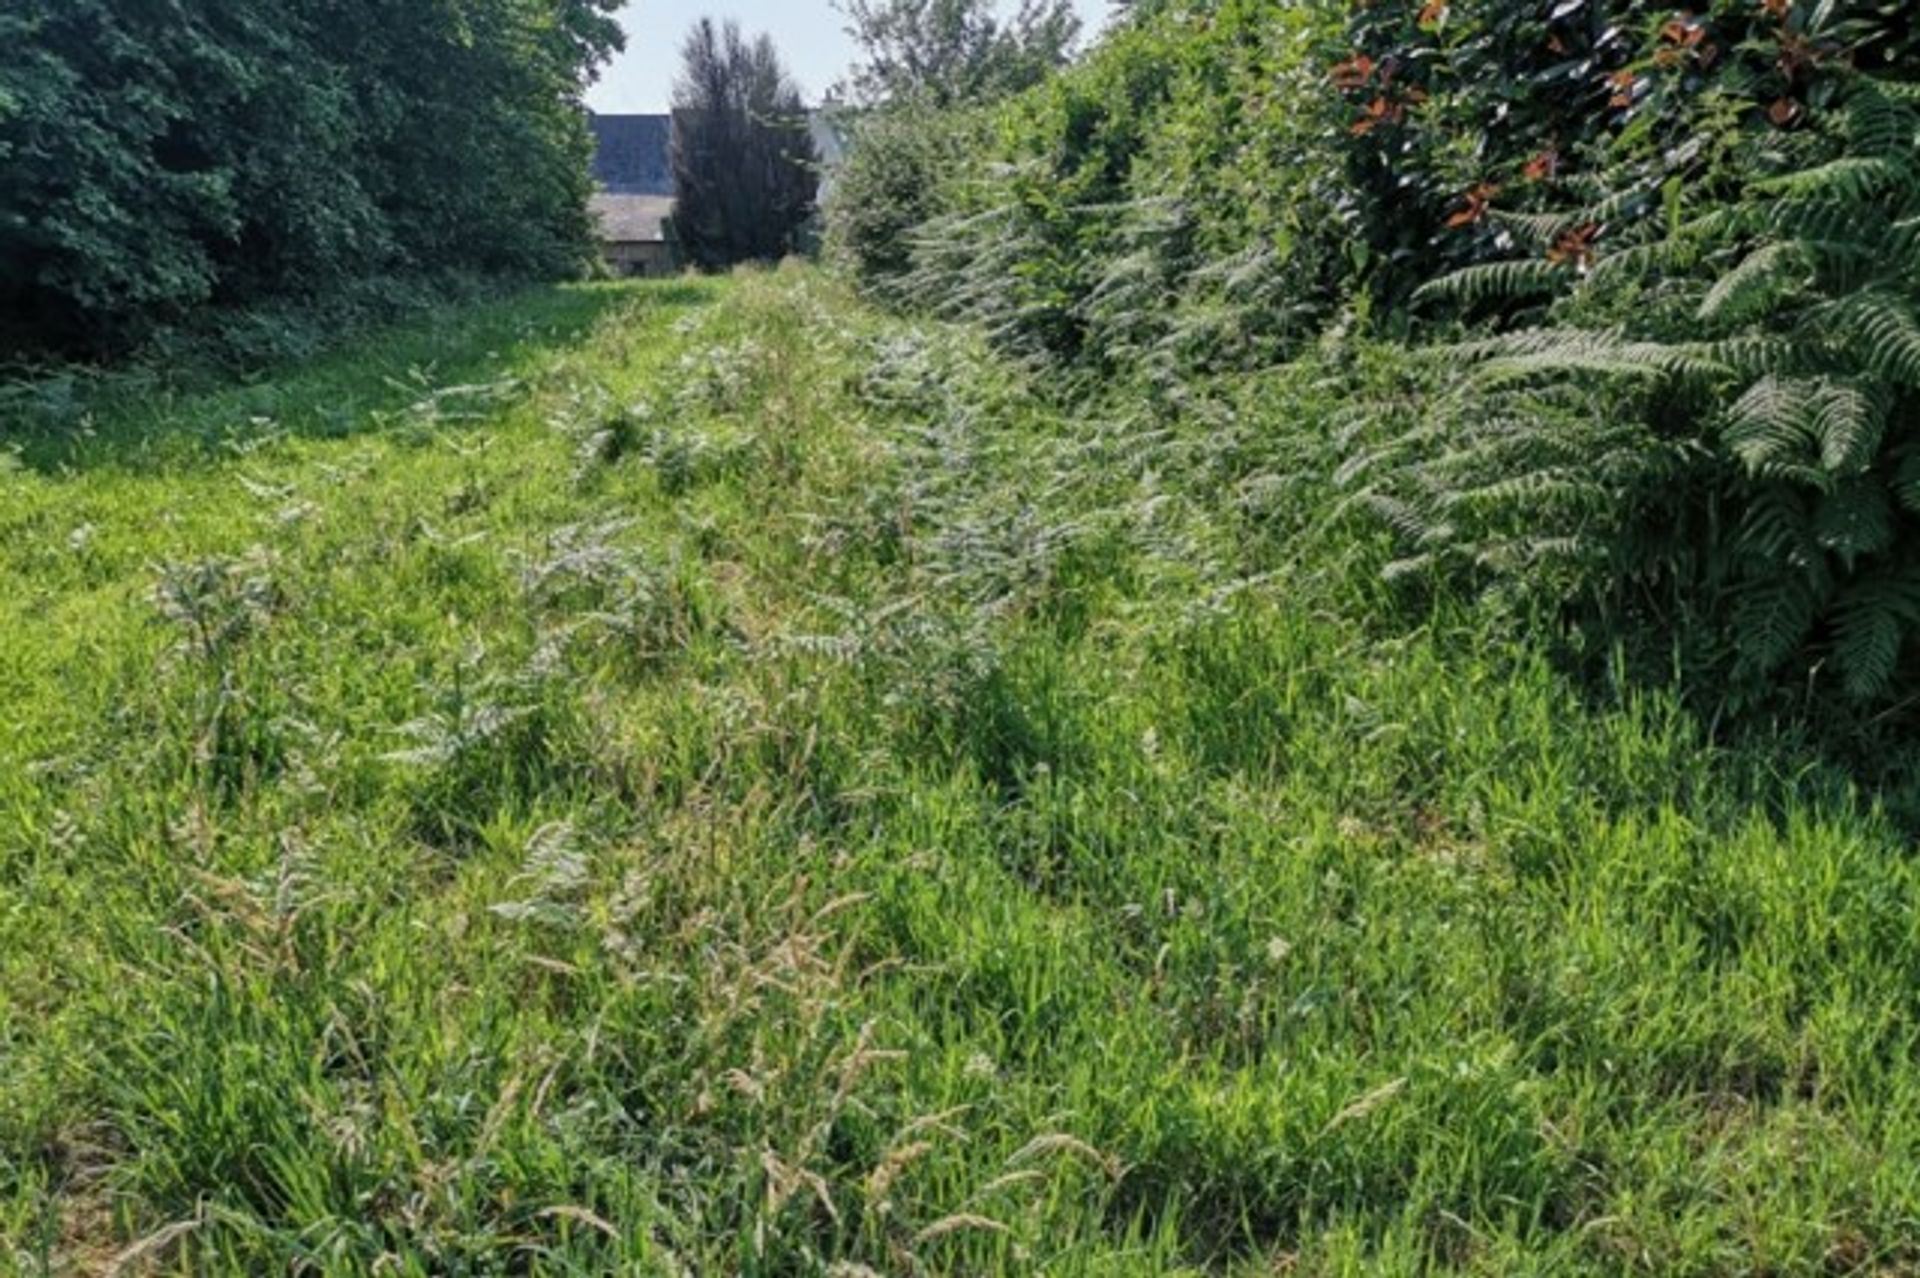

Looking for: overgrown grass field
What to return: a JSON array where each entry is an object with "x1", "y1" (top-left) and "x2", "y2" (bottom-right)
[{"x1": 5, "y1": 270, "x2": 1920, "y2": 1274}]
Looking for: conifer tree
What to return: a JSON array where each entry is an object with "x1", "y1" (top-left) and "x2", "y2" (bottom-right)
[{"x1": 670, "y1": 20, "x2": 820, "y2": 270}]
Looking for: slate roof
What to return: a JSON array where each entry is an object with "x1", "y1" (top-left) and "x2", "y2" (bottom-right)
[
  {"x1": 589, "y1": 114, "x2": 673, "y2": 196},
  {"x1": 590, "y1": 194, "x2": 674, "y2": 245}
]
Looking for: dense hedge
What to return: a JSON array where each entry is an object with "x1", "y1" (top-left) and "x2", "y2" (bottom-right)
[
  {"x1": 829, "y1": 1, "x2": 1362, "y2": 367},
  {"x1": 0, "y1": 0, "x2": 622, "y2": 359},
  {"x1": 835, "y1": 0, "x2": 1912, "y2": 362},
  {"x1": 829, "y1": 0, "x2": 1920, "y2": 711}
]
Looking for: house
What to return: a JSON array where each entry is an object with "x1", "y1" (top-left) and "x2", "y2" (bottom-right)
[
  {"x1": 589, "y1": 191, "x2": 676, "y2": 278},
  {"x1": 588, "y1": 114, "x2": 677, "y2": 277}
]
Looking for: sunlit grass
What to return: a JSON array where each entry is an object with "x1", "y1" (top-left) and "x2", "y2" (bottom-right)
[{"x1": 3, "y1": 267, "x2": 1916, "y2": 1274}]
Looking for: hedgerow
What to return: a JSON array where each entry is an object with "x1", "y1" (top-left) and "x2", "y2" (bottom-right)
[{"x1": 829, "y1": 0, "x2": 1920, "y2": 713}]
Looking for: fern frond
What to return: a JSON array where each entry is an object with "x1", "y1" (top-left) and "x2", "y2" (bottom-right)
[
  {"x1": 1890, "y1": 217, "x2": 1920, "y2": 274},
  {"x1": 1488, "y1": 184, "x2": 1657, "y2": 247},
  {"x1": 1442, "y1": 328, "x2": 1593, "y2": 364},
  {"x1": 1845, "y1": 81, "x2": 1920, "y2": 160},
  {"x1": 1755, "y1": 156, "x2": 1905, "y2": 203},
  {"x1": 1474, "y1": 333, "x2": 1721, "y2": 386},
  {"x1": 1471, "y1": 534, "x2": 1602, "y2": 573},
  {"x1": 1737, "y1": 483, "x2": 1816, "y2": 565},
  {"x1": 1706, "y1": 336, "x2": 1836, "y2": 380},
  {"x1": 1585, "y1": 238, "x2": 1697, "y2": 291},
  {"x1": 1831, "y1": 570, "x2": 1920, "y2": 699},
  {"x1": 1431, "y1": 420, "x2": 1612, "y2": 474},
  {"x1": 1382, "y1": 553, "x2": 1440, "y2": 581},
  {"x1": 1698, "y1": 243, "x2": 1807, "y2": 326},
  {"x1": 1836, "y1": 291, "x2": 1920, "y2": 389},
  {"x1": 1488, "y1": 208, "x2": 1586, "y2": 248},
  {"x1": 1438, "y1": 470, "x2": 1595, "y2": 515},
  {"x1": 1752, "y1": 198, "x2": 1888, "y2": 246},
  {"x1": 1810, "y1": 381, "x2": 1885, "y2": 475},
  {"x1": 1812, "y1": 478, "x2": 1894, "y2": 565},
  {"x1": 1723, "y1": 376, "x2": 1816, "y2": 475},
  {"x1": 1414, "y1": 259, "x2": 1571, "y2": 308},
  {"x1": 1360, "y1": 492, "x2": 1435, "y2": 546},
  {"x1": 1731, "y1": 568, "x2": 1826, "y2": 672},
  {"x1": 1895, "y1": 449, "x2": 1920, "y2": 516},
  {"x1": 1837, "y1": 602, "x2": 1902, "y2": 699}
]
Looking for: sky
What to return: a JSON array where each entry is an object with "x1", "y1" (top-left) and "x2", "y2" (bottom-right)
[{"x1": 586, "y1": 0, "x2": 1115, "y2": 114}]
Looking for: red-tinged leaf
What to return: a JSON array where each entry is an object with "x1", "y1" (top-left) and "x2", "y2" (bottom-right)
[
  {"x1": 1547, "y1": 222, "x2": 1601, "y2": 266},
  {"x1": 1330, "y1": 54, "x2": 1375, "y2": 90},
  {"x1": 1446, "y1": 182, "x2": 1501, "y2": 229}
]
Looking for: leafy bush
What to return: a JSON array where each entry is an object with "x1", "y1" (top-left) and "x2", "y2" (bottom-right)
[
  {"x1": 875, "y1": 2, "x2": 1355, "y2": 368},
  {"x1": 825, "y1": 106, "x2": 983, "y2": 293},
  {"x1": 1334, "y1": 0, "x2": 1762, "y2": 303},
  {"x1": 1362, "y1": 67, "x2": 1920, "y2": 704},
  {"x1": 0, "y1": 0, "x2": 621, "y2": 359},
  {"x1": 832, "y1": 0, "x2": 1920, "y2": 712},
  {"x1": 835, "y1": 0, "x2": 1912, "y2": 365}
]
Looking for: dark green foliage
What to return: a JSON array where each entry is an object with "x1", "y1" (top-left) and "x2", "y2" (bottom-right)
[
  {"x1": 828, "y1": 0, "x2": 1920, "y2": 712},
  {"x1": 1332, "y1": 0, "x2": 1800, "y2": 307},
  {"x1": 831, "y1": 1, "x2": 1359, "y2": 364},
  {"x1": 1367, "y1": 72, "x2": 1920, "y2": 705},
  {"x1": 0, "y1": 0, "x2": 621, "y2": 359},
  {"x1": 824, "y1": 106, "x2": 981, "y2": 291},
  {"x1": 833, "y1": 0, "x2": 1911, "y2": 368},
  {"x1": 825, "y1": 0, "x2": 1085, "y2": 301},
  {"x1": 669, "y1": 19, "x2": 820, "y2": 271}
]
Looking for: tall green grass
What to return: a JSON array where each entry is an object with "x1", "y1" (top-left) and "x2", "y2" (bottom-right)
[{"x1": 4, "y1": 268, "x2": 1918, "y2": 1273}]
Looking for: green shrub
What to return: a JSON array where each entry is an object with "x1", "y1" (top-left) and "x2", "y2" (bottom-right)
[
  {"x1": 838, "y1": 0, "x2": 1912, "y2": 366},
  {"x1": 1330, "y1": 0, "x2": 1816, "y2": 306},
  {"x1": 873, "y1": 1, "x2": 1354, "y2": 369},
  {"x1": 0, "y1": 0, "x2": 621, "y2": 359},
  {"x1": 825, "y1": 106, "x2": 984, "y2": 292},
  {"x1": 1361, "y1": 68, "x2": 1920, "y2": 706},
  {"x1": 830, "y1": 0, "x2": 1920, "y2": 714}
]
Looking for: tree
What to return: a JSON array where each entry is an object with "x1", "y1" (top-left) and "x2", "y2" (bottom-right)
[
  {"x1": 670, "y1": 19, "x2": 820, "y2": 270},
  {"x1": 0, "y1": 0, "x2": 623, "y2": 359},
  {"x1": 835, "y1": 0, "x2": 1081, "y2": 107}
]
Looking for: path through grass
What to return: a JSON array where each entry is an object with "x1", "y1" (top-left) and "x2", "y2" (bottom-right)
[{"x1": 4, "y1": 268, "x2": 1919, "y2": 1273}]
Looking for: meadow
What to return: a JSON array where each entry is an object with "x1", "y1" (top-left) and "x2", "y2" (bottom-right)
[{"x1": 5, "y1": 268, "x2": 1920, "y2": 1273}]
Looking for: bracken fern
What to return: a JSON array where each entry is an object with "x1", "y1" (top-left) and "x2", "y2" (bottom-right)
[{"x1": 1371, "y1": 74, "x2": 1920, "y2": 704}]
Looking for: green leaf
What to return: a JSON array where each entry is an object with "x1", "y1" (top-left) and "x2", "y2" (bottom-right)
[{"x1": 1812, "y1": 478, "x2": 1894, "y2": 565}]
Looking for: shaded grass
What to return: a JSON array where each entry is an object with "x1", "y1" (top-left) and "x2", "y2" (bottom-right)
[
  {"x1": 3, "y1": 266, "x2": 1919, "y2": 1274},
  {"x1": 0, "y1": 281, "x2": 709, "y2": 475}
]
